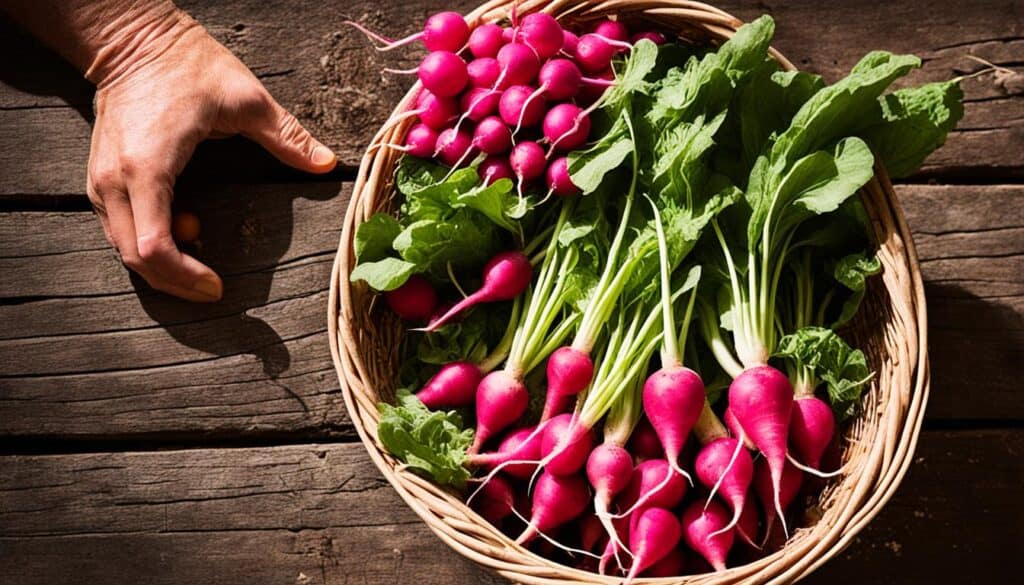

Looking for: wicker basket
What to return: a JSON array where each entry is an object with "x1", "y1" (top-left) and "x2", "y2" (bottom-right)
[{"x1": 328, "y1": 1, "x2": 931, "y2": 582}]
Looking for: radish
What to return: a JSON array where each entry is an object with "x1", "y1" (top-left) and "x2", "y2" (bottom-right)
[
  {"x1": 434, "y1": 126, "x2": 477, "y2": 168},
  {"x1": 516, "y1": 471, "x2": 589, "y2": 545},
  {"x1": 501, "y1": 26, "x2": 516, "y2": 43},
  {"x1": 597, "y1": 512, "x2": 631, "y2": 575},
  {"x1": 460, "y1": 87, "x2": 502, "y2": 122},
  {"x1": 499, "y1": 85, "x2": 546, "y2": 128},
  {"x1": 577, "y1": 67, "x2": 614, "y2": 105},
  {"x1": 631, "y1": 31, "x2": 666, "y2": 45},
  {"x1": 724, "y1": 406, "x2": 755, "y2": 449},
  {"x1": 628, "y1": 417, "x2": 663, "y2": 461},
  {"x1": 518, "y1": 12, "x2": 564, "y2": 59},
  {"x1": 470, "y1": 369, "x2": 529, "y2": 453},
  {"x1": 417, "y1": 51, "x2": 468, "y2": 97},
  {"x1": 789, "y1": 394, "x2": 835, "y2": 470},
  {"x1": 618, "y1": 459, "x2": 687, "y2": 514},
  {"x1": 540, "y1": 414, "x2": 594, "y2": 476},
  {"x1": 470, "y1": 425, "x2": 542, "y2": 479},
  {"x1": 467, "y1": 57, "x2": 501, "y2": 88},
  {"x1": 472, "y1": 473, "x2": 514, "y2": 525},
  {"x1": 575, "y1": 34, "x2": 623, "y2": 73},
  {"x1": 561, "y1": 30, "x2": 579, "y2": 57},
  {"x1": 694, "y1": 436, "x2": 753, "y2": 534},
  {"x1": 384, "y1": 274, "x2": 436, "y2": 320},
  {"x1": 728, "y1": 365, "x2": 794, "y2": 535},
  {"x1": 479, "y1": 155, "x2": 515, "y2": 185},
  {"x1": 753, "y1": 457, "x2": 803, "y2": 541},
  {"x1": 546, "y1": 157, "x2": 581, "y2": 197},
  {"x1": 401, "y1": 123, "x2": 439, "y2": 158},
  {"x1": 425, "y1": 250, "x2": 532, "y2": 331},
  {"x1": 592, "y1": 20, "x2": 630, "y2": 43},
  {"x1": 511, "y1": 60, "x2": 588, "y2": 131},
  {"x1": 681, "y1": 500, "x2": 734, "y2": 572},
  {"x1": 586, "y1": 442, "x2": 634, "y2": 560},
  {"x1": 541, "y1": 346, "x2": 593, "y2": 420},
  {"x1": 345, "y1": 11, "x2": 469, "y2": 53},
  {"x1": 415, "y1": 361, "x2": 482, "y2": 409},
  {"x1": 579, "y1": 514, "x2": 608, "y2": 553},
  {"x1": 468, "y1": 23, "x2": 505, "y2": 58},
  {"x1": 496, "y1": 43, "x2": 540, "y2": 88},
  {"x1": 643, "y1": 548, "x2": 684, "y2": 577},
  {"x1": 543, "y1": 103, "x2": 592, "y2": 152},
  {"x1": 510, "y1": 141, "x2": 548, "y2": 183},
  {"x1": 625, "y1": 507, "x2": 681, "y2": 582},
  {"x1": 472, "y1": 116, "x2": 513, "y2": 155},
  {"x1": 414, "y1": 91, "x2": 458, "y2": 130},
  {"x1": 735, "y1": 497, "x2": 761, "y2": 549}
]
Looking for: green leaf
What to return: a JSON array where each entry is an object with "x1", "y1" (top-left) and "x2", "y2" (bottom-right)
[
  {"x1": 392, "y1": 213, "x2": 498, "y2": 279},
  {"x1": 832, "y1": 252, "x2": 882, "y2": 326},
  {"x1": 568, "y1": 113, "x2": 633, "y2": 194},
  {"x1": 354, "y1": 213, "x2": 402, "y2": 262},
  {"x1": 601, "y1": 39, "x2": 660, "y2": 114},
  {"x1": 377, "y1": 390, "x2": 473, "y2": 488},
  {"x1": 775, "y1": 326, "x2": 873, "y2": 420},
  {"x1": 860, "y1": 80, "x2": 964, "y2": 178},
  {"x1": 715, "y1": 15, "x2": 776, "y2": 81},
  {"x1": 349, "y1": 257, "x2": 418, "y2": 291},
  {"x1": 452, "y1": 178, "x2": 518, "y2": 233}
]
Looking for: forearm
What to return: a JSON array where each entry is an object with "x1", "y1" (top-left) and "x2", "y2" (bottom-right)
[{"x1": 1, "y1": 0, "x2": 197, "y2": 86}]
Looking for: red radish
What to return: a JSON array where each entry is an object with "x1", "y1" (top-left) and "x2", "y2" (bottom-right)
[
  {"x1": 695, "y1": 437, "x2": 753, "y2": 534},
  {"x1": 561, "y1": 30, "x2": 579, "y2": 57},
  {"x1": 415, "y1": 361, "x2": 482, "y2": 409},
  {"x1": 541, "y1": 346, "x2": 594, "y2": 421},
  {"x1": 402, "y1": 123, "x2": 439, "y2": 158},
  {"x1": 753, "y1": 457, "x2": 803, "y2": 540},
  {"x1": 472, "y1": 474, "x2": 514, "y2": 525},
  {"x1": 434, "y1": 126, "x2": 477, "y2": 167},
  {"x1": 415, "y1": 91, "x2": 458, "y2": 130},
  {"x1": 470, "y1": 370, "x2": 529, "y2": 453},
  {"x1": 467, "y1": 57, "x2": 501, "y2": 88},
  {"x1": 425, "y1": 251, "x2": 532, "y2": 331},
  {"x1": 460, "y1": 87, "x2": 503, "y2": 122},
  {"x1": 543, "y1": 103, "x2": 592, "y2": 152},
  {"x1": 384, "y1": 275, "x2": 436, "y2": 320},
  {"x1": 499, "y1": 85, "x2": 546, "y2": 128},
  {"x1": 724, "y1": 406, "x2": 756, "y2": 449},
  {"x1": 510, "y1": 141, "x2": 548, "y2": 182},
  {"x1": 472, "y1": 425, "x2": 543, "y2": 479},
  {"x1": 540, "y1": 414, "x2": 594, "y2": 476},
  {"x1": 728, "y1": 365, "x2": 795, "y2": 534},
  {"x1": 546, "y1": 157, "x2": 580, "y2": 197},
  {"x1": 681, "y1": 500, "x2": 735, "y2": 572},
  {"x1": 345, "y1": 11, "x2": 469, "y2": 53},
  {"x1": 593, "y1": 20, "x2": 630, "y2": 43},
  {"x1": 642, "y1": 366, "x2": 705, "y2": 477},
  {"x1": 417, "y1": 51, "x2": 468, "y2": 97},
  {"x1": 496, "y1": 43, "x2": 540, "y2": 88},
  {"x1": 631, "y1": 31, "x2": 666, "y2": 44},
  {"x1": 516, "y1": 471, "x2": 589, "y2": 544},
  {"x1": 501, "y1": 26, "x2": 516, "y2": 43},
  {"x1": 579, "y1": 514, "x2": 608, "y2": 553},
  {"x1": 586, "y1": 442, "x2": 634, "y2": 559},
  {"x1": 789, "y1": 395, "x2": 835, "y2": 470},
  {"x1": 619, "y1": 458, "x2": 687, "y2": 516},
  {"x1": 518, "y1": 13, "x2": 564, "y2": 59},
  {"x1": 597, "y1": 512, "x2": 631, "y2": 576},
  {"x1": 538, "y1": 59, "x2": 583, "y2": 100},
  {"x1": 625, "y1": 507, "x2": 681, "y2": 582},
  {"x1": 577, "y1": 67, "x2": 614, "y2": 105},
  {"x1": 479, "y1": 155, "x2": 515, "y2": 185},
  {"x1": 643, "y1": 548, "x2": 684, "y2": 578},
  {"x1": 575, "y1": 34, "x2": 618, "y2": 73},
  {"x1": 735, "y1": 497, "x2": 761, "y2": 549},
  {"x1": 469, "y1": 23, "x2": 505, "y2": 58},
  {"x1": 628, "y1": 417, "x2": 664, "y2": 461},
  {"x1": 472, "y1": 116, "x2": 513, "y2": 155}
]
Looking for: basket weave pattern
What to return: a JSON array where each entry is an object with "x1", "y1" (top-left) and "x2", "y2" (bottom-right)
[{"x1": 328, "y1": 1, "x2": 931, "y2": 582}]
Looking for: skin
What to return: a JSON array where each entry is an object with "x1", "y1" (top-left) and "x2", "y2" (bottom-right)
[{"x1": 1, "y1": 0, "x2": 337, "y2": 302}]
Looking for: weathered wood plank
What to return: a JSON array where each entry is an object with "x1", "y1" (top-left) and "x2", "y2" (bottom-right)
[
  {"x1": 1, "y1": 431, "x2": 1019, "y2": 584},
  {"x1": 0, "y1": 0, "x2": 1020, "y2": 197}
]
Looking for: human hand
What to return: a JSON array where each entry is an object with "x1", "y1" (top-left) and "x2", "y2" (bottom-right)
[{"x1": 84, "y1": 7, "x2": 336, "y2": 302}]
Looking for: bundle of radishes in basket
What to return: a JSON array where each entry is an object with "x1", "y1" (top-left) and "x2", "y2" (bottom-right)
[{"x1": 346, "y1": 8, "x2": 962, "y2": 580}]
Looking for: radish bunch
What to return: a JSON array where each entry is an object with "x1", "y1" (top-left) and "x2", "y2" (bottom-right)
[{"x1": 362, "y1": 9, "x2": 963, "y2": 581}]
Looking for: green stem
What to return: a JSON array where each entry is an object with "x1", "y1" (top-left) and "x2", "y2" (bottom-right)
[
  {"x1": 478, "y1": 296, "x2": 522, "y2": 373},
  {"x1": 648, "y1": 197, "x2": 680, "y2": 368}
]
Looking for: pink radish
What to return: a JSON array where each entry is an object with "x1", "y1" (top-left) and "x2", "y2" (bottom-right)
[
  {"x1": 471, "y1": 425, "x2": 542, "y2": 479},
  {"x1": 501, "y1": 26, "x2": 516, "y2": 43},
  {"x1": 470, "y1": 369, "x2": 529, "y2": 453},
  {"x1": 537, "y1": 59, "x2": 583, "y2": 100},
  {"x1": 468, "y1": 23, "x2": 505, "y2": 58},
  {"x1": 789, "y1": 395, "x2": 835, "y2": 470},
  {"x1": 579, "y1": 514, "x2": 608, "y2": 553},
  {"x1": 518, "y1": 12, "x2": 564, "y2": 59},
  {"x1": 597, "y1": 513, "x2": 631, "y2": 576},
  {"x1": 496, "y1": 43, "x2": 540, "y2": 88},
  {"x1": 499, "y1": 85, "x2": 546, "y2": 128},
  {"x1": 575, "y1": 34, "x2": 620, "y2": 73},
  {"x1": 735, "y1": 497, "x2": 761, "y2": 549},
  {"x1": 642, "y1": 366, "x2": 705, "y2": 477},
  {"x1": 417, "y1": 51, "x2": 468, "y2": 97},
  {"x1": 593, "y1": 20, "x2": 630, "y2": 42},
  {"x1": 472, "y1": 474, "x2": 514, "y2": 525},
  {"x1": 460, "y1": 87, "x2": 502, "y2": 122},
  {"x1": 625, "y1": 507, "x2": 682, "y2": 582},
  {"x1": 543, "y1": 103, "x2": 592, "y2": 152},
  {"x1": 724, "y1": 406, "x2": 756, "y2": 449},
  {"x1": 618, "y1": 458, "x2": 687, "y2": 515},
  {"x1": 345, "y1": 11, "x2": 468, "y2": 53},
  {"x1": 434, "y1": 126, "x2": 477, "y2": 168},
  {"x1": 384, "y1": 275, "x2": 436, "y2": 320},
  {"x1": 695, "y1": 437, "x2": 754, "y2": 534},
  {"x1": 586, "y1": 442, "x2": 634, "y2": 561},
  {"x1": 561, "y1": 30, "x2": 579, "y2": 57},
  {"x1": 577, "y1": 67, "x2": 614, "y2": 105},
  {"x1": 425, "y1": 250, "x2": 532, "y2": 331},
  {"x1": 728, "y1": 365, "x2": 794, "y2": 534},
  {"x1": 540, "y1": 414, "x2": 594, "y2": 476},
  {"x1": 401, "y1": 123, "x2": 438, "y2": 158},
  {"x1": 516, "y1": 471, "x2": 589, "y2": 544},
  {"x1": 510, "y1": 141, "x2": 548, "y2": 182},
  {"x1": 541, "y1": 346, "x2": 594, "y2": 421},
  {"x1": 753, "y1": 457, "x2": 803, "y2": 540},
  {"x1": 681, "y1": 500, "x2": 735, "y2": 572},
  {"x1": 415, "y1": 361, "x2": 482, "y2": 409},
  {"x1": 643, "y1": 549, "x2": 684, "y2": 578},
  {"x1": 415, "y1": 91, "x2": 458, "y2": 130},
  {"x1": 546, "y1": 157, "x2": 580, "y2": 197},
  {"x1": 631, "y1": 31, "x2": 666, "y2": 44},
  {"x1": 467, "y1": 57, "x2": 501, "y2": 88},
  {"x1": 479, "y1": 155, "x2": 515, "y2": 185},
  {"x1": 472, "y1": 116, "x2": 513, "y2": 155}
]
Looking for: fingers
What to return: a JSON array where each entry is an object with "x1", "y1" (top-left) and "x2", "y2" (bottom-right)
[{"x1": 244, "y1": 92, "x2": 337, "y2": 174}]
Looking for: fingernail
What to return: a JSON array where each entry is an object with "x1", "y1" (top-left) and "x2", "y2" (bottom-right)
[
  {"x1": 311, "y1": 145, "x2": 336, "y2": 167},
  {"x1": 193, "y1": 276, "x2": 222, "y2": 300}
]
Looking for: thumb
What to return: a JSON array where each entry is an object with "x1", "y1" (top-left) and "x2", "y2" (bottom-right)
[{"x1": 247, "y1": 94, "x2": 337, "y2": 174}]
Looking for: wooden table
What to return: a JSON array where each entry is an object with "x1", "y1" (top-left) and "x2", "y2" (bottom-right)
[{"x1": 1, "y1": 1, "x2": 1020, "y2": 583}]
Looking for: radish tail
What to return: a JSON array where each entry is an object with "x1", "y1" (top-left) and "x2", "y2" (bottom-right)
[
  {"x1": 342, "y1": 20, "x2": 397, "y2": 45},
  {"x1": 421, "y1": 291, "x2": 485, "y2": 332},
  {"x1": 708, "y1": 498, "x2": 743, "y2": 539},
  {"x1": 382, "y1": 66, "x2": 419, "y2": 75},
  {"x1": 515, "y1": 86, "x2": 546, "y2": 135},
  {"x1": 546, "y1": 99, "x2": 601, "y2": 157},
  {"x1": 772, "y1": 465, "x2": 789, "y2": 539},
  {"x1": 581, "y1": 76, "x2": 615, "y2": 87},
  {"x1": 787, "y1": 452, "x2": 846, "y2": 478},
  {"x1": 705, "y1": 436, "x2": 744, "y2": 510},
  {"x1": 511, "y1": 507, "x2": 602, "y2": 558},
  {"x1": 609, "y1": 462, "x2": 687, "y2": 519},
  {"x1": 465, "y1": 456, "x2": 542, "y2": 506},
  {"x1": 592, "y1": 35, "x2": 633, "y2": 50},
  {"x1": 594, "y1": 496, "x2": 632, "y2": 559}
]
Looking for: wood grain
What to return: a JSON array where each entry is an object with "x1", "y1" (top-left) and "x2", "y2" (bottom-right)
[
  {"x1": 0, "y1": 0, "x2": 1020, "y2": 197},
  {"x1": 1, "y1": 431, "x2": 1018, "y2": 584}
]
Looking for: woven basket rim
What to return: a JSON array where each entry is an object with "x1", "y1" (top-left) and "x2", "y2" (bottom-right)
[{"x1": 327, "y1": 2, "x2": 931, "y2": 583}]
